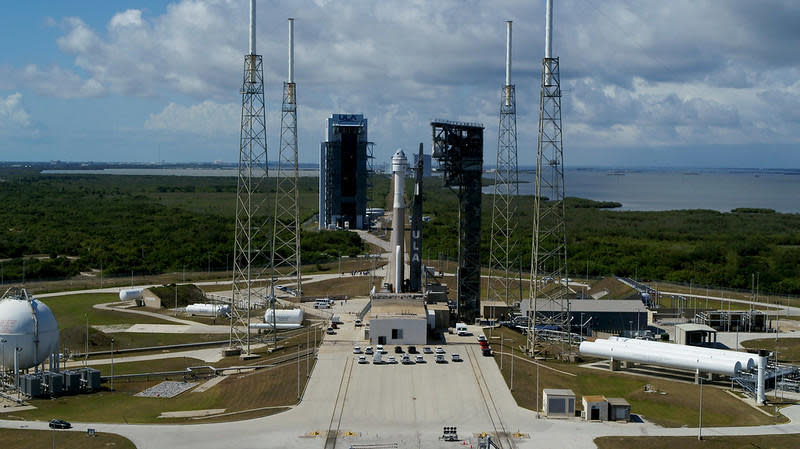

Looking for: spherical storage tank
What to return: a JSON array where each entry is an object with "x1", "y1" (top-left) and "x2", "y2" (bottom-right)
[{"x1": 0, "y1": 290, "x2": 60, "y2": 371}]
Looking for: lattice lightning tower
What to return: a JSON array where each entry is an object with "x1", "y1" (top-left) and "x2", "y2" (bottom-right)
[
  {"x1": 487, "y1": 21, "x2": 520, "y2": 313},
  {"x1": 270, "y1": 18, "x2": 302, "y2": 329},
  {"x1": 527, "y1": 0, "x2": 571, "y2": 354},
  {"x1": 230, "y1": 0, "x2": 269, "y2": 355}
]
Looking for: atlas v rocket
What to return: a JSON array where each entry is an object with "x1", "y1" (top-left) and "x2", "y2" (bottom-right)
[{"x1": 390, "y1": 149, "x2": 407, "y2": 292}]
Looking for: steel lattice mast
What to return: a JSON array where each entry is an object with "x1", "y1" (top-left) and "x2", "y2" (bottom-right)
[
  {"x1": 230, "y1": 0, "x2": 269, "y2": 356},
  {"x1": 528, "y1": 0, "x2": 570, "y2": 355},
  {"x1": 487, "y1": 20, "x2": 520, "y2": 314},
  {"x1": 270, "y1": 18, "x2": 302, "y2": 330}
]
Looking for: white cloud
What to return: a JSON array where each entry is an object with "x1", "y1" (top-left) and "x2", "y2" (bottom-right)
[
  {"x1": 109, "y1": 9, "x2": 143, "y2": 29},
  {"x1": 0, "y1": 93, "x2": 35, "y2": 135},
  {"x1": 5, "y1": 0, "x2": 800, "y2": 165},
  {"x1": 144, "y1": 100, "x2": 238, "y2": 135}
]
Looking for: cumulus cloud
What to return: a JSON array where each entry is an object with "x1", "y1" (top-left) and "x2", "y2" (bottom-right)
[
  {"x1": 145, "y1": 100, "x2": 239, "y2": 135},
  {"x1": 5, "y1": 0, "x2": 800, "y2": 164},
  {"x1": 0, "y1": 93, "x2": 36, "y2": 135}
]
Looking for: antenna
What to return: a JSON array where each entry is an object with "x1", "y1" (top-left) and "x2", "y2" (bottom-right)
[
  {"x1": 249, "y1": 0, "x2": 256, "y2": 55},
  {"x1": 505, "y1": 20, "x2": 512, "y2": 87},
  {"x1": 545, "y1": 0, "x2": 553, "y2": 58},
  {"x1": 288, "y1": 18, "x2": 295, "y2": 83}
]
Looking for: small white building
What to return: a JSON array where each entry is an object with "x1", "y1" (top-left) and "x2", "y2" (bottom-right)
[
  {"x1": 543, "y1": 388, "x2": 575, "y2": 418},
  {"x1": 581, "y1": 395, "x2": 609, "y2": 421},
  {"x1": 369, "y1": 294, "x2": 427, "y2": 345}
]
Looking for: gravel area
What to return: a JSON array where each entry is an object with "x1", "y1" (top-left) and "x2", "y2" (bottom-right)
[{"x1": 135, "y1": 381, "x2": 198, "y2": 398}]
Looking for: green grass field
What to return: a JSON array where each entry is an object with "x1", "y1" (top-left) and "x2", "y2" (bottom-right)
[
  {"x1": 0, "y1": 428, "x2": 136, "y2": 449},
  {"x1": 7, "y1": 327, "x2": 321, "y2": 424},
  {"x1": 742, "y1": 337, "x2": 800, "y2": 364},
  {"x1": 489, "y1": 327, "x2": 787, "y2": 428},
  {"x1": 595, "y1": 434, "x2": 800, "y2": 449},
  {"x1": 44, "y1": 293, "x2": 228, "y2": 354}
]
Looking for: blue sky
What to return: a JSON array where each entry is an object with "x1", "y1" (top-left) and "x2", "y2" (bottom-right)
[{"x1": 1, "y1": 0, "x2": 800, "y2": 168}]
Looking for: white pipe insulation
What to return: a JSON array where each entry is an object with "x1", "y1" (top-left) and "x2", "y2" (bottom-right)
[
  {"x1": 605, "y1": 336, "x2": 756, "y2": 371},
  {"x1": 580, "y1": 339, "x2": 745, "y2": 376}
]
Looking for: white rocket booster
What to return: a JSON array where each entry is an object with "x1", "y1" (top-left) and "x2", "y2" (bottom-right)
[{"x1": 390, "y1": 149, "x2": 407, "y2": 292}]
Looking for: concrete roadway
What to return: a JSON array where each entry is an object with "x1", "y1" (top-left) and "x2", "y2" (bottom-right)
[{"x1": 4, "y1": 313, "x2": 800, "y2": 448}]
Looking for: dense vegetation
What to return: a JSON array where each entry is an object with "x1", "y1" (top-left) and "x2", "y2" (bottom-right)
[
  {"x1": 2, "y1": 168, "x2": 800, "y2": 294},
  {"x1": 0, "y1": 170, "x2": 362, "y2": 282},
  {"x1": 415, "y1": 177, "x2": 800, "y2": 294}
]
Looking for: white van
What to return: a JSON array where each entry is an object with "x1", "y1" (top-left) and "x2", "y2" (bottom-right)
[
  {"x1": 456, "y1": 322, "x2": 468, "y2": 336},
  {"x1": 314, "y1": 299, "x2": 331, "y2": 309}
]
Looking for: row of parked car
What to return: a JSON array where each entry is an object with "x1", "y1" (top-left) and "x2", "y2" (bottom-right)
[{"x1": 354, "y1": 344, "x2": 462, "y2": 364}]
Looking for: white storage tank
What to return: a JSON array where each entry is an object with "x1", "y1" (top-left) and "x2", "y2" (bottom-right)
[
  {"x1": 186, "y1": 303, "x2": 230, "y2": 317},
  {"x1": 251, "y1": 308, "x2": 304, "y2": 330},
  {"x1": 118, "y1": 288, "x2": 144, "y2": 301},
  {"x1": 0, "y1": 288, "x2": 60, "y2": 371}
]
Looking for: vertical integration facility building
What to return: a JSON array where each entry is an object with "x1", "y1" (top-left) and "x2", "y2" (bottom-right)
[{"x1": 319, "y1": 114, "x2": 369, "y2": 230}]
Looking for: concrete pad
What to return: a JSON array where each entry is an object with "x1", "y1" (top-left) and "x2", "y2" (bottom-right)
[
  {"x1": 192, "y1": 376, "x2": 228, "y2": 393},
  {"x1": 0, "y1": 405, "x2": 36, "y2": 413},
  {"x1": 158, "y1": 409, "x2": 226, "y2": 418},
  {"x1": 122, "y1": 324, "x2": 231, "y2": 334}
]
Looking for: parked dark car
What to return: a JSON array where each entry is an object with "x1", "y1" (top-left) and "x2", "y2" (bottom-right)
[
  {"x1": 394, "y1": 345, "x2": 404, "y2": 354},
  {"x1": 49, "y1": 419, "x2": 72, "y2": 429},
  {"x1": 407, "y1": 346, "x2": 418, "y2": 354}
]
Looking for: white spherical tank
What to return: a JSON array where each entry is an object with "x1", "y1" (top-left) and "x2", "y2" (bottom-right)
[{"x1": 0, "y1": 297, "x2": 60, "y2": 371}]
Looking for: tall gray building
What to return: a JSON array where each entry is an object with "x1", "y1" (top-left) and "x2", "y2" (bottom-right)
[{"x1": 319, "y1": 114, "x2": 369, "y2": 230}]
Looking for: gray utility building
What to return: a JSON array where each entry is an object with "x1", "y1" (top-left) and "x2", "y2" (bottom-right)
[
  {"x1": 319, "y1": 114, "x2": 370, "y2": 230},
  {"x1": 543, "y1": 388, "x2": 575, "y2": 418}
]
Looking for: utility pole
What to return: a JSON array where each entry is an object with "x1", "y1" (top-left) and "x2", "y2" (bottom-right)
[
  {"x1": 698, "y1": 378, "x2": 703, "y2": 440},
  {"x1": 0, "y1": 338, "x2": 6, "y2": 391},
  {"x1": 85, "y1": 314, "x2": 89, "y2": 368},
  {"x1": 110, "y1": 338, "x2": 114, "y2": 392},
  {"x1": 306, "y1": 326, "x2": 309, "y2": 379},
  {"x1": 510, "y1": 343, "x2": 515, "y2": 391},
  {"x1": 536, "y1": 362, "x2": 540, "y2": 419},
  {"x1": 296, "y1": 343, "x2": 301, "y2": 401}
]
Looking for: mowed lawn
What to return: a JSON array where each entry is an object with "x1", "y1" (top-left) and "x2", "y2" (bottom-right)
[
  {"x1": 44, "y1": 292, "x2": 225, "y2": 353},
  {"x1": 12, "y1": 358, "x2": 309, "y2": 423},
  {"x1": 595, "y1": 434, "x2": 800, "y2": 449},
  {"x1": 742, "y1": 337, "x2": 800, "y2": 364},
  {"x1": 0, "y1": 429, "x2": 136, "y2": 449},
  {"x1": 10, "y1": 327, "x2": 321, "y2": 424},
  {"x1": 489, "y1": 328, "x2": 786, "y2": 428}
]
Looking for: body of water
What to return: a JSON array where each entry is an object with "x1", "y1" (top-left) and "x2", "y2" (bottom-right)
[
  {"x1": 43, "y1": 167, "x2": 800, "y2": 213},
  {"x1": 496, "y1": 169, "x2": 800, "y2": 213}
]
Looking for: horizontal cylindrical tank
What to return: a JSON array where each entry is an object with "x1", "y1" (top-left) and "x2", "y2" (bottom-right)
[
  {"x1": 264, "y1": 308, "x2": 304, "y2": 325},
  {"x1": 0, "y1": 296, "x2": 59, "y2": 370},
  {"x1": 580, "y1": 339, "x2": 743, "y2": 376},
  {"x1": 249, "y1": 323, "x2": 302, "y2": 330},
  {"x1": 604, "y1": 336, "x2": 755, "y2": 371},
  {"x1": 186, "y1": 303, "x2": 230, "y2": 316},
  {"x1": 119, "y1": 288, "x2": 144, "y2": 301}
]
